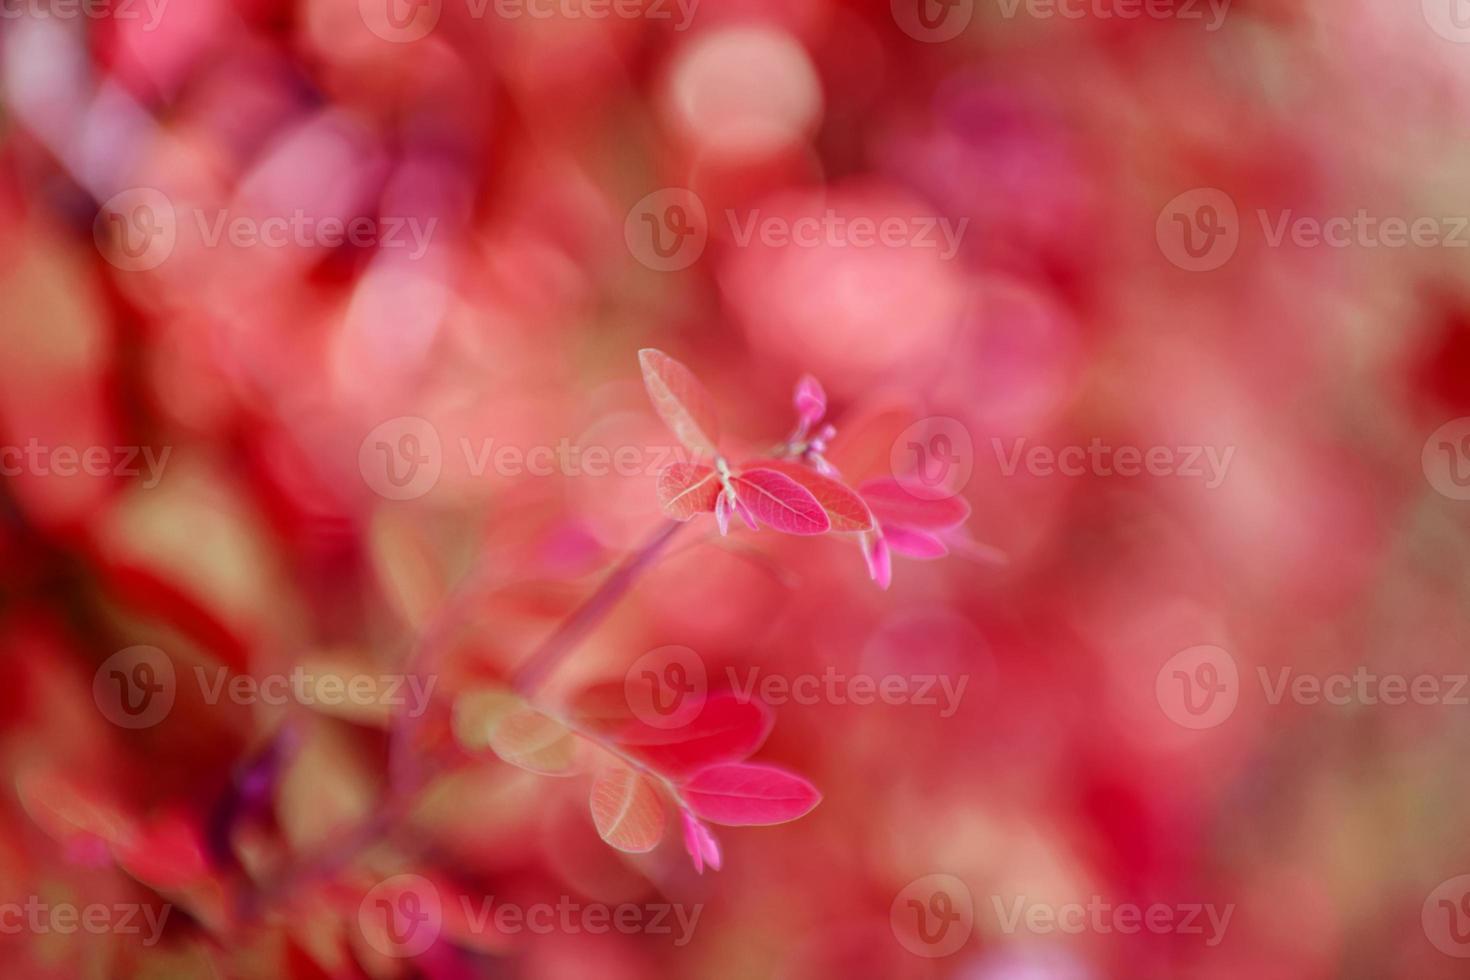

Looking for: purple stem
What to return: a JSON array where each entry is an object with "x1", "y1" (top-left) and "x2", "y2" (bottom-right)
[{"x1": 511, "y1": 520, "x2": 684, "y2": 696}]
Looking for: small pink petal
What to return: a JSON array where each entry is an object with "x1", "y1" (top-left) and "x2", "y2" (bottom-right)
[
  {"x1": 861, "y1": 532, "x2": 892, "y2": 590},
  {"x1": 859, "y1": 478, "x2": 971, "y2": 531},
  {"x1": 680, "y1": 810, "x2": 706, "y2": 874},
  {"x1": 698, "y1": 822, "x2": 722, "y2": 871},
  {"x1": 793, "y1": 374, "x2": 826, "y2": 430},
  {"x1": 715, "y1": 493, "x2": 731, "y2": 536},
  {"x1": 882, "y1": 525, "x2": 949, "y2": 560}
]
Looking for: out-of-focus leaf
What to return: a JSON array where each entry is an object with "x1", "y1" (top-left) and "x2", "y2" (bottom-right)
[
  {"x1": 882, "y1": 525, "x2": 949, "y2": 559},
  {"x1": 679, "y1": 763, "x2": 821, "y2": 826},
  {"x1": 611, "y1": 693, "x2": 773, "y2": 778},
  {"x1": 859, "y1": 478, "x2": 971, "y2": 531},
  {"x1": 369, "y1": 510, "x2": 448, "y2": 629},
  {"x1": 638, "y1": 348, "x2": 721, "y2": 457},
  {"x1": 453, "y1": 688, "x2": 582, "y2": 776},
  {"x1": 589, "y1": 764, "x2": 665, "y2": 853},
  {"x1": 746, "y1": 460, "x2": 873, "y2": 532},
  {"x1": 732, "y1": 469, "x2": 830, "y2": 535},
  {"x1": 657, "y1": 463, "x2": 720, "y2": 521}
]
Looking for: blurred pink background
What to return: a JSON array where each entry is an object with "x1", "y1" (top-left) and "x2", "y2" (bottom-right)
[{"x1": 4, "y1": 0, "x2": 1470, "y2": 976}]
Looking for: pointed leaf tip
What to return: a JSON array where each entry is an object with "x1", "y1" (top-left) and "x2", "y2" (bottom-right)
[{"x1": 639, "y1": 349, "x2": 721, "y2": 458}]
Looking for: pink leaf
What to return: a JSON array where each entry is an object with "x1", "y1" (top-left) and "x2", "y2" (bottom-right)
[
  {"x1": 793, "y1": 374, "x2": 826, "y2": 430},
  {"x1": 657, "y1": 463, "x2": 720, "y2": 521},
  {"x1": 733, "y1": 493, "x2": 757, "y2": 531},
  {"x1": 882, "y1": 525, "x2": 949, "y2": 560},
  {"x1": 680, "y1": 810, "x2": 722, "y2": 874},
  {"x1": 679, "y1": 763, "x2": 822, "y2": 826},
  {"x1": 861, "y1": 532, "x2": 892, "y2": 590},
  {"x1": 612, "y1": 693, "x2": 774, "y2": 778},
  {"x1": 639, "y1": 349, "x2": 721, "y2": 458},
  {"x1": 732, "y1": 469, "x2": 830, "y2": 536},
  {"x1": 589, "y1": 765, "x2": 666, "y2": 853},
  {"x1": 747, "y1": 460, "x2": 873, "y2": 533},
  {"x1": 859, "y1": 478, "x2": 971, "y2": 531}
]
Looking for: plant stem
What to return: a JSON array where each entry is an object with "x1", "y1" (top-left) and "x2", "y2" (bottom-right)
[
  {"x1": 238, "y1": 520, "x2": 684, "y2": 927},
  {"x1": 511, "y1": 520, "x2": 684, "y2": 697}
]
